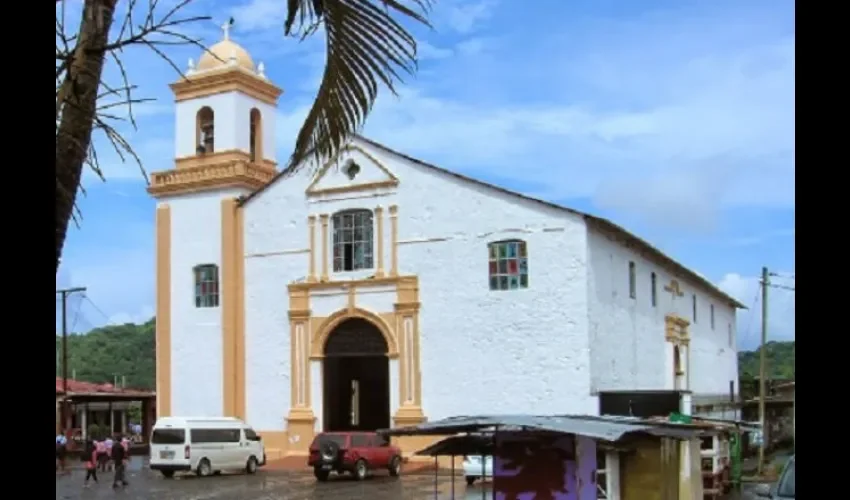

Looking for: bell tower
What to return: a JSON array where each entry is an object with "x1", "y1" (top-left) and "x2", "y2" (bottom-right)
[
  {"x1": 147, "y1": 22, "x2": 283, "y2": 197},
  {"x1": 149, "y1": 24, "x2": 283, "y2": 418}
]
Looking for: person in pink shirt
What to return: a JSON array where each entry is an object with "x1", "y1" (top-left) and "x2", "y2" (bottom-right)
[
  {"x1": 95, "y1": 438, "x2": 108, "y2": 472},
  {"x1": 83, "y1": 439, "x2": 99, "y2": 487}
]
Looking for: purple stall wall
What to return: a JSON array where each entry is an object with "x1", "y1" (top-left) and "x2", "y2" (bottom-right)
[
  {"x1": 493, "y1": 432, "x2": 599, "y2": 500},
  {"x1": 575, "y1": 436, "x2": 598, "y2": 500}
]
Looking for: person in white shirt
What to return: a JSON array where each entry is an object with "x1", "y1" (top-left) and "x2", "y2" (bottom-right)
[{"x1": 104, "y1": 437, "x2": 114, "y2": 471}]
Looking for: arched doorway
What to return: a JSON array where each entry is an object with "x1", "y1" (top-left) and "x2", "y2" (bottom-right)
[{"x1": 323, "y1": 318, "x2": 390, "y2": 432}]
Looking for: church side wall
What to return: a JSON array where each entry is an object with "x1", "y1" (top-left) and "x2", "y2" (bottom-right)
[
  {"x1": 586, "y1": 228, "x2": 739, "y2": 403},
  {"x1": 166, "y1": 188, "x2": 244, "y2": 416},
  {"x1": 242, "y1": 173, "x2": 314, "y2": 431},
  {"x1": 391, "y1": 178, "x2": 597, "y2": 419}
]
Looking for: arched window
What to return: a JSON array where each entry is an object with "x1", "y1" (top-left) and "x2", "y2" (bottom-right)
[
  {"x1": 488, "y1": 240, "x2": 528, "y2": 291},
  {"x1": 332, "y1": 209, "x2": 374, "y2": 272},
  {"x1": 249, "y1": 108, "x2": 262, "y2": 162},
  {"x1": 193, "y1": 264, "x2": 220, "y2": 308},
  {"x1": 196, "y1": 106, "x2": 215, "y2": 154}
]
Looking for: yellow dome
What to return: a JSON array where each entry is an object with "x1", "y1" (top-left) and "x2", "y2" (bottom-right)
[{"x1": 197, "y1": 39, "x2": 254, "y2": 71}]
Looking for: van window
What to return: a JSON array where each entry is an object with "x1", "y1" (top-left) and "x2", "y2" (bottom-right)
[
  {"x1": 190, "y1": 428, "x2": 240, "y2": 443},
  {"x1": 151, "y1": 429, "x2": 185, "y2": 445},
  {"x1": 245, "y1": 429, "x2": 261, "y2": 442}
]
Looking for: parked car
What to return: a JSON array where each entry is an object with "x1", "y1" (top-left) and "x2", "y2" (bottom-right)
[
  {"x1": 308, "y1": 431, "x2": 403, "y2": 481},
  {"x1": 755, "y1": 455, "x2": 795, "y2": 499},
  {"x1": 463, "y1": 455, "x2": 493, "y2": 485},
  {"x1": 149, "y1": 416, "x2": 266, "y2": 478}
]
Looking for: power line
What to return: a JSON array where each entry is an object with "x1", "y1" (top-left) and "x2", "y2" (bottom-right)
[
  {"x1": 761, "y1": 281, "x2": 795, "y2": 292},
  {"x1": 768, "y1": 272, "x2": 794, "y2": 280},
  {"x1": 742, "y1": 287, "x2": 761, "y2": 347},
  {"x1": 82, "y1": 294, "x2": 111, "y2": 323}
]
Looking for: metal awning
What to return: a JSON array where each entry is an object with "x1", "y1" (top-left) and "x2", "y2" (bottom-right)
[
  {"x1": 380, "y1": 414, "x2": 713, "y2": 442},
  {"x1": 415, "y1": 434, "x2": 494, "y2": 457}
]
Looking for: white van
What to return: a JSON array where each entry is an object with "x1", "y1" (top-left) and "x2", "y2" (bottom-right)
[{"x1": 149, "y1": 416, "x2": 266, "y2": 478}]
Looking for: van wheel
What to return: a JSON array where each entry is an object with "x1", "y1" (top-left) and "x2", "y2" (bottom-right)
[
  {"x1": 388, "y1": 456, "x2": 402, "y2": 477},
  {"x1": 160, "y1": 470, "x2": 175, "y2": 479},
  {"x1": 314, "y1": 468, "x2": 330, "y2": 481},
  {"x1": 196, "y1": 458, "x2": 212, "y2": 477},
  {"x1": 466, "y1": 476, "x2": 476, "y2": 486},
  {"x1": 246, "y1": 456, "x2": 259, "y2": 475},
  {"x1": 354, "y1": 459, "x2": 368, "y2": 481}
]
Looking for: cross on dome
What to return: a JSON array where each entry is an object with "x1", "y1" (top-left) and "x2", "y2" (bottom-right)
[{"x1": 221, "y1": 19, "x2": 232, "y2": 40}]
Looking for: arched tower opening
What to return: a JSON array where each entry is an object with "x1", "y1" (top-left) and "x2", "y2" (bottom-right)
[
  {"x1": 249, "y1": 108, "x2": 262, "y2": 162},
  {"x1": 196, "y1": 106, "x2": 215, "y2": 154}
]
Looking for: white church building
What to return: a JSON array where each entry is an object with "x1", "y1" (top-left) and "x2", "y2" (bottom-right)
[{"x1": 148, "y1": 31, "x2": 744, "y2": 459}]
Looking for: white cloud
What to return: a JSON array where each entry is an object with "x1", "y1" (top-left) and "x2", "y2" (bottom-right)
[
  {"x1": 717, "y1": 272, "x2": 795, "y2": 351},
  {"x1": 439, "y1": 0, "x2": 499, "y2": 34}
]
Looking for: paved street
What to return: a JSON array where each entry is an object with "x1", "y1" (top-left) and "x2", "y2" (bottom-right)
[
  {"x1": 56, "y1": 457, "x2": 762, "y2": 499},
  {"x1": 56, "y1": 457, "x2": 492, "y2": 500}
]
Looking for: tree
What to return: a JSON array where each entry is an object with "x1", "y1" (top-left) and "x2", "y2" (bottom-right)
[
  {"x1": 56, "y1": 0, "x2": 209, "y2": 274},
  {"x1": 282, "y1": 0, "x2": 432, "y2": 167},
  {"x1": 55, "y1": 0, "x2": 431, "y2": 274}
]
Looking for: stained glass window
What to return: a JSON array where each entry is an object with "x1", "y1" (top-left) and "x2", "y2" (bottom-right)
[
  {"x1": 332, "y1": 209, "x2": 374, "y2": 272},
  {"x1": 193, "y1": 264, "x2": 220, "y2": 308},
  {"x1": 487, "y1": 240, "x2": 528, "y2": 291}
]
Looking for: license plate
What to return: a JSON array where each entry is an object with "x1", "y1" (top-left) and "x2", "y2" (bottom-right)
[
  {"x1": 160, "y1": 451, "x2": 175, "y2": 459},
  {"x1": 321, "y1": 464, "x2": 333, "y2": 470}
]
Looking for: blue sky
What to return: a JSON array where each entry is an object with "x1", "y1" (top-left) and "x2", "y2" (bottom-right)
[{"x1": 56, "y1": 0, "x2": 795, "y2": 350}]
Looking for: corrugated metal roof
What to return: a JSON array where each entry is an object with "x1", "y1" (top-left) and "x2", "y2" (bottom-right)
[{"x1": 381, "y1": 414, "x2": 710, "y2": 442}]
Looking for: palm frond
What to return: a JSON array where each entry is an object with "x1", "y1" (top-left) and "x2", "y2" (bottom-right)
[{"x1": 284, "y1": 0, "x2": 432, "y2": 171}]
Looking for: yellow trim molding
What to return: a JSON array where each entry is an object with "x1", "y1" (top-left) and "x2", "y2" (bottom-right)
[
  {"x1": 155, "y1": 205, "x2": 172, "y2": 418},
  {"x1": 170, "y1": 66, "x2": 283, "y2": 106},
  {"x1": 375, "y1": 206, "x2": 385, "y2": 278},
  {"x1": 307, "y1": 215, "x2": 317, "y2": 282},
  {"x1": 389, "y1": 205, "x2": 399, "y2": 276},
  {"x1": 284, "y1": 275, "x2": 426, "y2": 454},
  {"x1": 221, "y1": 198, "x2": 246, "y2": 418},
  {"x1": 665, "y1": 314, "x2": 690, "y2": 345},
  {"x1": 320, "y1": 214, "x2": 330, "y2": 281},
  {"x1": 148, "y1": 155, "x2": 275, "y2": 198},
  {"x1": 305, "y1": 144, "x2": 400, "y2": 197},
  {"x1": 175, "y1": 149, "x2": 277, "y2": 171}
]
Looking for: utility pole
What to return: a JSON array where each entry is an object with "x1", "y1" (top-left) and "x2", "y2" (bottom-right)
[
  {"x1": 757, "y1": 267, "x2": 769, "y2": 476},
  {"x1": 57, "y1": 286, "x2": 86, "y2": 432}
]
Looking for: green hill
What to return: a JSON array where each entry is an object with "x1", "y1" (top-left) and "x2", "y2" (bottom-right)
[
  {"x1": 56, "y1": 319, "x2": 156, "y2": 390},
  {"x1": 58, "y1": 319, "x2": 794, "y2": 394},
  {"x1": 737, "y1": 340, "x2": 795, "y2": 382}
]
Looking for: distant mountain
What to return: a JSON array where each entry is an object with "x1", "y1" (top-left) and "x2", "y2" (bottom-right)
[
  {"x1": 56, "y1": 319, "x2": 156, "y2": 390},
  {"x1": 738, "y1": 340, "x2": 795, "y2": 382}
]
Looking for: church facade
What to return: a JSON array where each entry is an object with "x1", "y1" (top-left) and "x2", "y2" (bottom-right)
[{"x1": 149, "y1": 33, "x2": 744, "y2": 459}]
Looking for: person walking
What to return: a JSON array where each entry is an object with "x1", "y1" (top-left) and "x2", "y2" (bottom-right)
[
  {"x1": 82, "y1": 439, "x2": 98, "y2": 487},
  {"x1": 104, "y1": 435, "x2": 114, "y2": 472},
  {"x1": 110, "y1": 435, "x2": 129, "y2": 489},
  {"x1": 95, "y1": 437, "x2": 108, "y2": 472},
  {"x1": 55, "y1": 431, "x2": 68, "y2": 473}
]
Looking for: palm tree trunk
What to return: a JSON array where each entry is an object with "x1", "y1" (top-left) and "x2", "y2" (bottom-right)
[{"x1": 55, "y1": 0, "x2": 117, "y2": 274}]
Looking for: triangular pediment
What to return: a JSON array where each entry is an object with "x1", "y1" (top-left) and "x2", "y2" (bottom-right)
[{"x1": 306, "y1": 144, "x2": 400, "y2": 196}]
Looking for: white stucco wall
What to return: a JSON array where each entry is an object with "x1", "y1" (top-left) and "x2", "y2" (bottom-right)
[
  {"x1": 174, "y1": 90, "x2": 277, "y2": 163},
  {"x1": 242, "y1": 139, "x2": 599, "y2": 428},
  {"x1": 162, "y1": 188, "x2": 246, "y2": 417},
  {"x1": 586, "y1": 228, "x2": 739, "y2": 400}
]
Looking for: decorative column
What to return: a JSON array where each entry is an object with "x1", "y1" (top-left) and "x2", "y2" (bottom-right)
[
  {"x1": 286, "y1": 285, "x2": 315, "y2": 455},
  {"x1": 320, "y1": 214, "x2": 329, "y2": 281},
  {"x1": 308, "y1": 215, "x2": 317, "y2": 282},
  {"x1": 375, "y1": 206, "x2": 385, "y2": 278},
  {"x1": 393, "y1": 276, "x2": 425, "y2": 426},
  {"x1": 389, "y1": 205, "x2": 399, "y2": 277}
]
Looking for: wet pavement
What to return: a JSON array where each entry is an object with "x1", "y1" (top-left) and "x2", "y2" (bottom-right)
[
  {"x1": 56, "y1": 457, "x2": 492, "y2": 500},
  {"x1": 56, "y1": 457, "x2": 762, "y2": 499}
]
